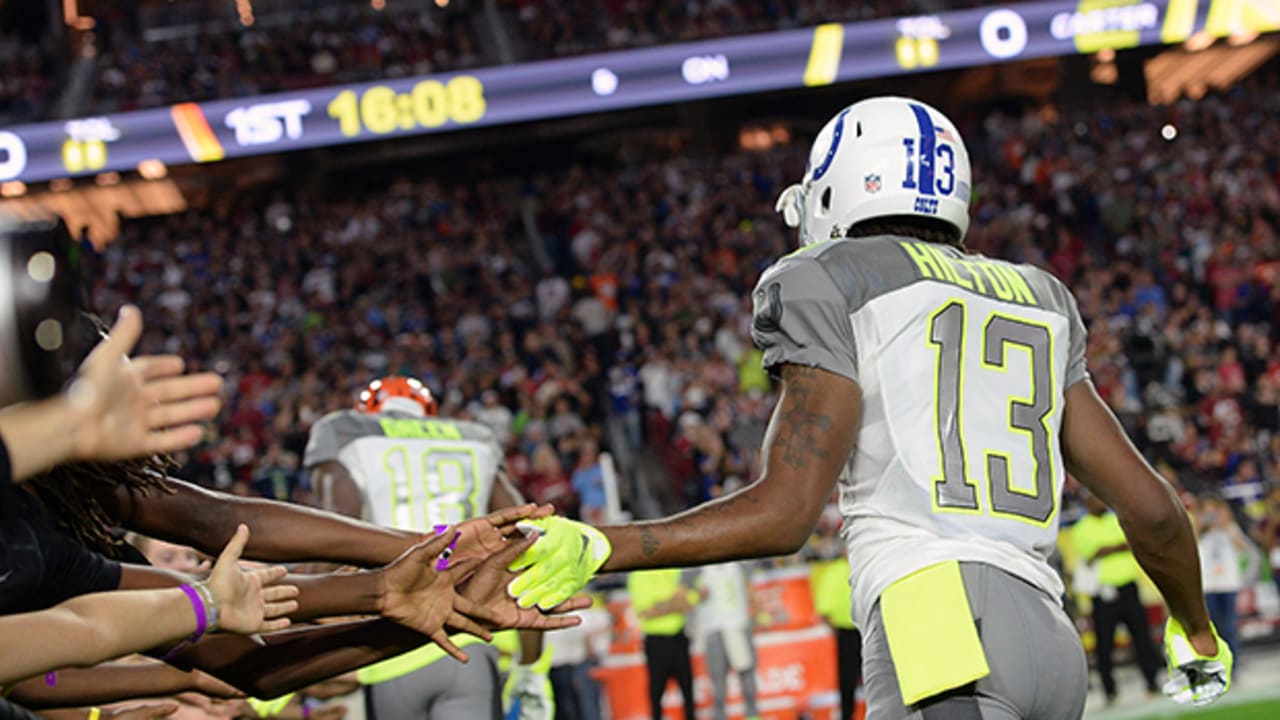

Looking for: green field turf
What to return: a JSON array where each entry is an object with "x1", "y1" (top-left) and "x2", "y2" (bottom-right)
[
  {"x1": 1100, "y1": 691, "x2": 1280, "y2": 712},
  {"x1": 1107, "y1": 698, "x2": 1280, "y2": 720}
]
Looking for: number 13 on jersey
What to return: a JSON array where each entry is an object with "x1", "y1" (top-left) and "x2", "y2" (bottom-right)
[{"x1": 926, "y1": 300, "x2": 1060, "y2": 526}]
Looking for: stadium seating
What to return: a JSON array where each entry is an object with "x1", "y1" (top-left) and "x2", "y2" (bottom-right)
[
  {"x1": 5, "y1": 0, "x2": 1001, "y2": 120},
  {"x1": 501, "y1": 0, "x2": 989, "y2": 58},
  {"x1": 91, "y1": 2, "x2": 482, "y2": 114},
  {"x1": 0, "y1": 28, "x2": 62, "y2": 123},
  {"x1": 88, "y1": 73, "x2": 1280, "y2": 534}
]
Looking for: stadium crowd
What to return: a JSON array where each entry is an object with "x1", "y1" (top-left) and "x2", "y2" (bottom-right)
[
  {"x1": 90, "y1": 2, "x2": 482, "y2": 115},
  {"x1": 5, "y1": 26, "x2": 1280, "y2": 720},
  {"x1": 88, "y1": 143, "x2": 802, "y2": 520},
  {"x1": 56, "y1": 71, "x2": 1280, "y2": 720},
  {"x1": 3, "y1": 0, "x2": 1005, "y2": 119},
  {"x1": 503, "y1": 0, "x2": 988, "y2": 58},
  {"x1": 85, "y1": 71, "x2": 1280, "y2": 568},
  {"x1": 966, "y1": 82, "x2": 1280, "y2": 526},
  {"x1": 0, "y1": 28, "x2": 62, "y2": 123},
  {"x1": 6, "y1": 1, "x2": 1280, "y2": 717}
]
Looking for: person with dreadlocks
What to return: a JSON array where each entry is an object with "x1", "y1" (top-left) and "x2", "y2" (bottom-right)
[
  {"x1": 6, "y1": 450, "x2": 586, "y2": 695},
  {"x1": 7, "y1": 451, "x2": 587, "y2": 705},
  {"x1": 1, "y1": 308, "x2": 587, "y2": 709},
  {"x1": 0, "y1": 305, "x2": 228, "y2": 719},
  {"x1": 0, "y1": 305, "x2": 223, "y2": 615}
]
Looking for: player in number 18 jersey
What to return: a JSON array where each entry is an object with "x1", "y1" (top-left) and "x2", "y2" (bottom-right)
[
  {"x1": 306, "y1": 378, "x2": 503, "y2": 531},
  {"x1": 305, "y1": 377, "x2": 552, "y2": 720}
]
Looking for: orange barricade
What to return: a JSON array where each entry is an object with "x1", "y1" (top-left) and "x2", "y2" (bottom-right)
[{"x1": 593, "y1": 566, "x2": 843, "y2": 720}]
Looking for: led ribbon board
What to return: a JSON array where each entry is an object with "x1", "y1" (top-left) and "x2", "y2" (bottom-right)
[{"x1": 0, "y1": 0, "x2": 1272, "y2": 184}]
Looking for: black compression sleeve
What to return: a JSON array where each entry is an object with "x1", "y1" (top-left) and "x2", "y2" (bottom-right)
[
  {"x1": 0, "y1": 698, "x2": 47, "y2": 720},
  {"x1": 0, "y1": 433, "x2": 11, "y2": 486}
]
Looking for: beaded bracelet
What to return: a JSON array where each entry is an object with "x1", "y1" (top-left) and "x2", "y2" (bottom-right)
[
  {"x1": 165, "y1": 581, "x2": 221, "y2": 660},
  {"x1": 191, "y1": 581, "x2": 221, "y2": 633}
]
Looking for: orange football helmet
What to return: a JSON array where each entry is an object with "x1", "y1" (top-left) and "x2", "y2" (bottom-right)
[{"x1": 356, "y1": 376, "x2": 438, "y2": 417}]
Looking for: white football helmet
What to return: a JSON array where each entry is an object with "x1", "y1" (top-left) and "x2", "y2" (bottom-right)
[{"x1": 776, "y1": 96, "x2": 972, "y2": 246}]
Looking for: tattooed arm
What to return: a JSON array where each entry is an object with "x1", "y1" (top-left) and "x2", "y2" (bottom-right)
[{"x1": 598, "y1": 365, "x2": 861, "y2": 572}]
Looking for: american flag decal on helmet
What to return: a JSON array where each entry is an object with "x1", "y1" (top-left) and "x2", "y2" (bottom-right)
[{"x1": 865, "y1": 173, "x2": 882, "y2": 193}]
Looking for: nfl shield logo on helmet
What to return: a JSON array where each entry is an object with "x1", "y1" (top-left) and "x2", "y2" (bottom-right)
[{"x1": 864, "y1": 173, "x2": 882, "y2": 194}]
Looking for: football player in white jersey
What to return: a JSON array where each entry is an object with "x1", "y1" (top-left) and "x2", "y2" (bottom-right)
[
  {"x1": 306, "y1": 377, "x2": 553, "y2": 720},
  {"x1": 501, "y1": 97, "x2": 1233, "y2": 719}
]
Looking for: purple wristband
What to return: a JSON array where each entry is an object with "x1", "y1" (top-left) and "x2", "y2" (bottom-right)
[
  {"x1": 302, "y1": 705, "x2": 312, "y2": 720},
  {"x1": 432, "y1": 524, "x2": 460, "y2": 571},
  {"x1": 179, "y1": 583, "x2": 209, "y2": 641},
  {"x1": 44, "y1": 671, "x2": 56, "y2": 687}
]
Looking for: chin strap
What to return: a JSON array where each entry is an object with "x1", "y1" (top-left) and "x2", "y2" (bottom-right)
[
  {"x1": 775, "y1": 183, "x2": 804, "y2": 228},
  {"x1": 775, "y1": 183, "x2": 815, "y2": 247}
]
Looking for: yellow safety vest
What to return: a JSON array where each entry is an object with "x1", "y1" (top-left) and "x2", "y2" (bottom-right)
[
  {"x1": 628, "y1": 568, "x2": 692, "y2": 636},
  {"x1": 1072, "y1": 512, "x2": 1142, "y2": 588},
  {"x1": 810, "y1": 557, "x2": 857, "y2": 630}
]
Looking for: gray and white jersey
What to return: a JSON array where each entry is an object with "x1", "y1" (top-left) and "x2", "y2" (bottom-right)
[
  {"x1": 304, "y1": 410, "x2": 503, "y2": 530},
  {"x1": 751, "y1": 235, "x2": 1089, "y2": 627}
]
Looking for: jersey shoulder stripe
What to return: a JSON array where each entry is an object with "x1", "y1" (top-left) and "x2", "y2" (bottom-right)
[
  {"x1": 755, "y1": 235, "x2": 920, "y2": 319},
  {"x1": 304, "y1": 410, "x2": 379, "y2": 468}
]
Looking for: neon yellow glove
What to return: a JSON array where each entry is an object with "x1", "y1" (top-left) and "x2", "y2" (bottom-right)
[
  {"x1": 246, "y1": 694, "x2": 296, "y2": 718},
  {"x1": 502, "y1": 647, "x2": 555, "y2": 720},
  {"x1": 1162, "y1": 618, "x2": 1232, "y2": 706},
  {"x1": 507, "y1": 517, "x2": 611, "y2": 610}
]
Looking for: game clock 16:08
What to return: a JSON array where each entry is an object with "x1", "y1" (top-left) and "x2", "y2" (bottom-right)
[{"x1": 326, "y1": 76, "x2": 487, "y2": 137}]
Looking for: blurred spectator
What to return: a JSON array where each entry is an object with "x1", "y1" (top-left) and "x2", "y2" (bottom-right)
[
  {"x1": 471, "y1": 389, "x2": 514, "y2": 447},
  {"x1": 129, "y1": 536, "x2": 206, "y2": 575},
  {"x1": 0, "y1": 29, "x2": 60, "y2": 121},
  {"x1": 1196, "y1": 497, "x2": 1252, "y2": 657},
  {"x1": 572, "y1": 439, "x2": 608, "y2": 524},
  {"x1": 550, "y1": 396, "x2": 587, "y2": 441},
  {"x1": 811, "y1": 554, "x2": 861, "y2": 720},
  {"x1": 1254, "y1": 487, "x2": 1280, "y2": 598},
  {"x1": 251, "y1": 441, "x2": 304, "y2": 502},
  {"x1": 677, "y1": 412, "x2": 725, "y2": 508},
  {"x1": 92, "y1": 2, "x2": 481, "y2": 114},
  {"x1": 1224, "y1": 459, "x2": 1267, "y2": 520},
  {"x1": 523, "y1": 442, "x2": 578, "y2": 515},
  {"x1": 545, "y1": 594, "x2": 611, "y2": 720},
  {"x1": 1071, "y1": 493, "x2": 1161, "y2": 704},
  {"x1": 641, "y1": 351, "x2": 679, "y2": 422},
  {"x1": 628, "y1": 568, "x2": 697, "y2": 720},
  {"x1": 694, "y1": 553, "x2": 760, "y2": 720},
  {"x1": 609, "y1": 361, "x2": 643, "y2": 449},
  {"x1": 502, "y1": 0, "x2": 990, "y2": 59},
  {"x1": 537, "y1": 271, "x2": 571, "y2": 320}
]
